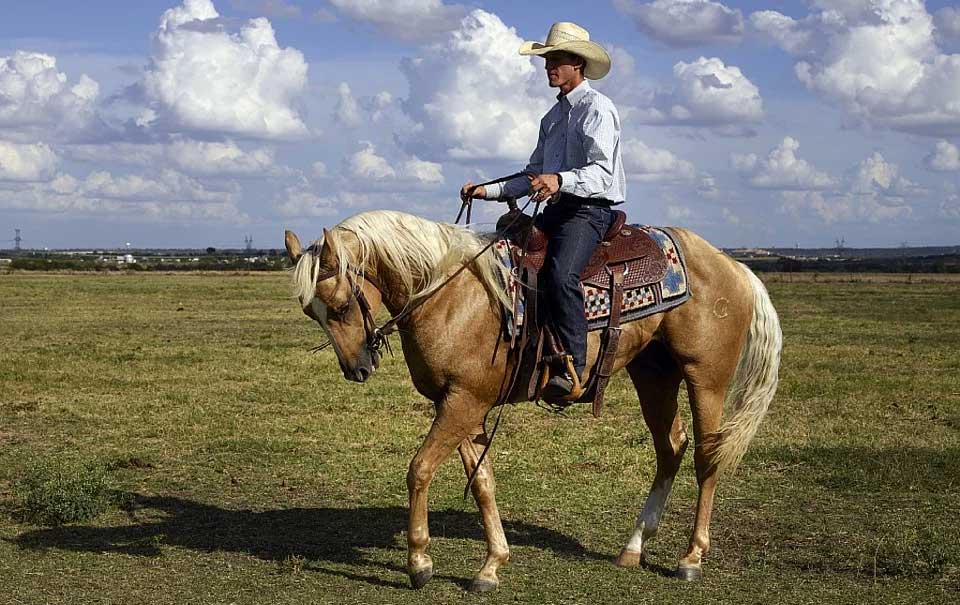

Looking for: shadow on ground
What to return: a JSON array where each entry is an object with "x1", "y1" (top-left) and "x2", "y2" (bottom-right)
[
  {"x1": 8, "y1": 446, "x2": 960, "y2": 589},
  {"x1": 8, "y1": 496, "x2": 608, "y2": 587}
]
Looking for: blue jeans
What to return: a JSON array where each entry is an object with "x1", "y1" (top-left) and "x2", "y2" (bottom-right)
[{"x1": 536, "y1": 200, "x2": 615, "y2": 374}]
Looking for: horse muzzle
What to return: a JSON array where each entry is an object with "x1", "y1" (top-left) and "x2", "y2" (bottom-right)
[{"x1": 342, "y1": 347, "x2": 380, "y2": 383}]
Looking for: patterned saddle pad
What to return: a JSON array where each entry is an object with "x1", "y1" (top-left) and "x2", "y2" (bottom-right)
[{"x1": 494, "y1": 226, "x2": 691, "y2": 332}]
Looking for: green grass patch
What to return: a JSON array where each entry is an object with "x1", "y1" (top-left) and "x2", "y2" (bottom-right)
[
  {"x1": 14, "y1": 456, "x2": 111, "y2": 526},
  {"x1": 0, "y1": 272, "x2": 957, "y2": 604}
]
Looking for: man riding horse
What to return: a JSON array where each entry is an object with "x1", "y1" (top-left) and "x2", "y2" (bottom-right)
[{"x1": 460, "y1": 21, "x2": 625, "y2": 401}]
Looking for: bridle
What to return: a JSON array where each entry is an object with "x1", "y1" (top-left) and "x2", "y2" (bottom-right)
[
  {"x1": 307, "y1": 171, "x2": 537, "y2": 364},
  {"x1": 310, "y1": 263, "x2": 392, "y2": 359}
]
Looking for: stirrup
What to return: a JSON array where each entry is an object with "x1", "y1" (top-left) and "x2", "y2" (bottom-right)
[{"x1": 538, "y1": 355, "x2": 584, "y2": 402}]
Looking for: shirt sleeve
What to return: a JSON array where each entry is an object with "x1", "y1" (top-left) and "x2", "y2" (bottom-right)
[
  {"x1": 557, "y1": 104, "x2": 618, "y2": 198},
  {"x1": 482, "y1": 118, "x2": 546, "y2": 200}
]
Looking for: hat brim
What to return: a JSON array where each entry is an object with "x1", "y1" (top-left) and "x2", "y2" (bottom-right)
[{"x1": 519, "y1": 40, "x2": 611, "y2": 80}]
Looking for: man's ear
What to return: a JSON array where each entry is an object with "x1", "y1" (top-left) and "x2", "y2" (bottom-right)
[
  {"x1": 320, "y1": 228, "x2": 339, "y2": 265},
  {"x1": 284, "y1": 230, "x2": 303, "y2": 264}
]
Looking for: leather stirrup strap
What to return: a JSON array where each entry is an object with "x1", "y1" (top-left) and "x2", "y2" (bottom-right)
[{"x1": 592, "y1": 264, "x2": 626, "y2": 417}]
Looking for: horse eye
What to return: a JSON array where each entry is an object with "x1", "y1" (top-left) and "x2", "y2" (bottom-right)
[{"x1": 334, "y1": 301, "x2": 351, "y2": 317}]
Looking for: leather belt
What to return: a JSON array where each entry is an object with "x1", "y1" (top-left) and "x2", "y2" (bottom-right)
[{"x1": 555, "y1": 192, "x2": 617, "y2": 207}]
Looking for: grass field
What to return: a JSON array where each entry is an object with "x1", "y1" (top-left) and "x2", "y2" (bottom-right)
[{"x1": 1, "y1": 272, "x2": 958, "y2": 604}]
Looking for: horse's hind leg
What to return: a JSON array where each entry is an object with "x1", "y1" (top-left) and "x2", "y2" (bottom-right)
[
  {"x1": 458, "y1": 430, "x2": 509, "y2": 593},
  {"x1": 616, "y1": 343, "x2": 687, "y2": 568}
]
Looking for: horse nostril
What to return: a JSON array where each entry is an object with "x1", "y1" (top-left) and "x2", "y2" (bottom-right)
[{"x1": 355, "y1": 367, "x2": 370, "y2": 382}]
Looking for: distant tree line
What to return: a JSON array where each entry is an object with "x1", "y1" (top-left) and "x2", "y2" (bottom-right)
[
  {"x1": 6, "y1": 255, "x2": 291, "y2": 272},
  {"x1": 741, "y1": 255, "x2": 960, "y2": 273}
]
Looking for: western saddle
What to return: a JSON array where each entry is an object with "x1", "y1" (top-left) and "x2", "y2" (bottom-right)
[{"x1": 496, "y1": 207, "x2": 667, "y2": 416}]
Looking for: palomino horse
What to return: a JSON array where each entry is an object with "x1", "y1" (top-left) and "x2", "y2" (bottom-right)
[{"x1": 284, "y1": 210, "x2": 781, "y2": 592}]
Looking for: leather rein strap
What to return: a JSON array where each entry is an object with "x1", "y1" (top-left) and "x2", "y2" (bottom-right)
[
  {"x1": 308, "y1": 171, "x2": 540, "y2": 500},
  {"x1": 311, "y1": 171, "x2": 534, "y2": 362}
]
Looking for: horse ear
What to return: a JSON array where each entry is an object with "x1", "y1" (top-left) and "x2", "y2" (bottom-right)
[
  {"x1": 284, "y1": 230, "x2": 303, "y2": 264},
  {"x1": 320, "y1": 228, "x2": 338, "y2": 263}
]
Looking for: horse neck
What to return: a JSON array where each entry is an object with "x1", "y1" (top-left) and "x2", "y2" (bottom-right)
[{"x1": 366, "y1": 257, "x2": 414, "y2": 315}]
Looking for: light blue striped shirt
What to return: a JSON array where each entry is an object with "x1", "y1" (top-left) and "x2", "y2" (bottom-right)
[{"x1": 484, "y1": 80, "x2": 626, "y2": 203}]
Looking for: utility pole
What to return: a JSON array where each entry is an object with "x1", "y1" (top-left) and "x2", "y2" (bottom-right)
[{"x1": 14, "y1": 229, "x2": 21, "y2": 252}]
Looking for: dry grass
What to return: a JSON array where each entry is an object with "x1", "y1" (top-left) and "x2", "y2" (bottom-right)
[
  {"x1": 760, "y1": 271, "x2": 960, "y2": 284},
  {"x1": 0, "y1": 272, "x2": 957, "y2": 604}
]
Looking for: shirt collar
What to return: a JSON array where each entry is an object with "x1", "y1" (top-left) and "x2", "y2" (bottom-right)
[{"x1": 557, "y1": 80, "x2": 591, "y2": 108}]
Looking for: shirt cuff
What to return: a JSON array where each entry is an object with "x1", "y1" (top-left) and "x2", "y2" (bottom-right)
[
  {"x1": 557, "y1": 171, "x2": 576, "y2": 194},
  {"x1": 482, "y1": 182, "x2": 503, "y2": 200}
]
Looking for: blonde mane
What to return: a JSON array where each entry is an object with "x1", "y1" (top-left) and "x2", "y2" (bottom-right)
[{"x1": 292, "y1": 210, "x2": 510, "y2": 310}]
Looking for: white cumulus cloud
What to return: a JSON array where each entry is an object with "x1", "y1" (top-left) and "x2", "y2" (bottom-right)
[
  {"x1": 346, "y1": 142, "x2": 444, "y2": 187},
  {"x1": 0, "y1": 141, "x2": 59, "y2": 182},
  {"x1": 779, "y1": 151, "x2": 920, "y2": 224},
  {"x1": 165, "y1": 139, "x2": 279, "y2": 177},
  {"x1": 614, "y1": 0, "x2": 744, "y2": 48},
  {"x1": 80, "y1": 169, "x2": 235, "y2": 203},
  {"x1": 731, "y1": 137, "x2": 837, "y2": 190},
  {"x1": 348, "y1": 142, "x2": 396, "y2": 180},
  {"x1": 924, "y1": 139, "x2": 960, "y2": 171},
  {"x1": 142, "y1": 0, "x2": 309, "y2": 139},
  {"x1": 399, "y1": 9, "x2": 551, "y2": 161},
  {"x1": 329, "y1": 0, "x2": 467, "y2": 42},
  {"x1": 0, "y1": 167, "x2": 246, "y2": 221},
  {"x1": 335, "y1": 82, "x2": 362, "y2": 127},
  {"x1": 749, "y1": 10, "x2": 816, "y2": 55},
  {"x1": 65, "y1": 139, "x2": 283, "y2": 178},
  {"x1": 622, "y1": 139, "x2": 696, "y2": 182},
  {"x1": 274, "y1": 185, "x2": 337, "y2": 217},
  {"x1": 0, "y1": 51, "x2": 99, "y2": 142},
  {"x1": 634, "y1": 57, "x2": 763, "y2": 132},
  {"x1": 273, "y1": 186, "x2": 377, "y2": 218},
  {"x1": 757, "y1": 2, "x2": 960, "y2": 136},
  {"x1": 851, "y1": 151, "x2": 923, "y2": 198}
]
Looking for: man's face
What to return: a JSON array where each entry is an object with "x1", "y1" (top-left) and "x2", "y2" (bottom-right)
[{"x1": 544, "y1": 51, "x2": 583, "y2": 89}]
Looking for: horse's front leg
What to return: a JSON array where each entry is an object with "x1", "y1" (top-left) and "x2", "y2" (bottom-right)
[
  {"x1": 458, "y1": 429, "x2": 509, "y2": 593},
  {"x1": 406, "y1": 397, "x2": 486, "y2": 589}
]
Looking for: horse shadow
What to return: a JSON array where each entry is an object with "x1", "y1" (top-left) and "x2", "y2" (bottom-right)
[{"x1": 9, "y1": 494, "x2": 609, "y2": 588}]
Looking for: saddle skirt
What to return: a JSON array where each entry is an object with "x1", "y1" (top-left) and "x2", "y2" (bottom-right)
[{"x1": 493, "y1": 214, "x2": 691, "y2": 332}]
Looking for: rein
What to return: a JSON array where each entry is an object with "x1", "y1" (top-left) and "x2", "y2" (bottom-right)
[
  {"x1": 310, "y1": 171, "x2": 533, "y2": 362},
  {"x1": 308, "y1": 171, "x2": 542, "y2": 500}
]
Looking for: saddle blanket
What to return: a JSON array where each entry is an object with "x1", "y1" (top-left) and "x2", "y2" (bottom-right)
[{"x1": 494, "y1": 226, "x2": 691, "y2": 332}]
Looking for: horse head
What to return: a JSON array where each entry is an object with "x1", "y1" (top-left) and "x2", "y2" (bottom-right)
[{"x1": 285, "y1": 228, "x2": 383, "y2": 383}]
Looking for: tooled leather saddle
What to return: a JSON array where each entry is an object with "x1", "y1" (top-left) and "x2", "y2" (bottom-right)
[
  {"x1": 496, "y1": 207, "x2": 668, "y2": 416},
  {"x1": 496, "y1": 208, "x2": 668, "y2": 288}
]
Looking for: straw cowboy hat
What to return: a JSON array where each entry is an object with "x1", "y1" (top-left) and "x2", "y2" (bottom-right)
[{"x1": 519, "y1": 22, "x2": 611, "y2": 80}]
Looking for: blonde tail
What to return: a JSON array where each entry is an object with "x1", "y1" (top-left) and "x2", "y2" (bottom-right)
[{"x1": 713, "y1": 266, "x2": 783, "y2": 473}]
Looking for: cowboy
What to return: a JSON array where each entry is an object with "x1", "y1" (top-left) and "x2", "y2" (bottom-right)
[{"x1": 460, "y1": 21, "x2": 625, "y2": 400}]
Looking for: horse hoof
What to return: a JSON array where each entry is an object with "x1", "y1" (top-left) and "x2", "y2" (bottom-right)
[
  {"x1": 468, "y1": 578, "x2": 498, "y2": 593},
  {"x1": 409, "y1": 568, "x2": 434, "y2": 589},
  {"x1": 674, "y1": 565, "x2": 702, "y2": 581},
  {"x1": 614, "y1": 548, "x2": 643, "y2": 568}
]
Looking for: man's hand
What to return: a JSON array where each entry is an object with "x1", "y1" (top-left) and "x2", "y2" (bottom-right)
[
  {"x1": 460, "y1": 181, "x2": 486, "y2": 203},
  {"x1": 529, "y1": 173, "x2": 561, "y2": 202}
]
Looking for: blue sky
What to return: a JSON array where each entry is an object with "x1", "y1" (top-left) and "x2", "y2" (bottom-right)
[{"x1": 2, "y1": 0, "x2": 959, "y2": 249}]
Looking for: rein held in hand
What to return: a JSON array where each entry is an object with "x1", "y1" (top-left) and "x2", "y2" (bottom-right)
[{"x1": 310, "y1": 171, "x2": 535, "y2": 363}]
